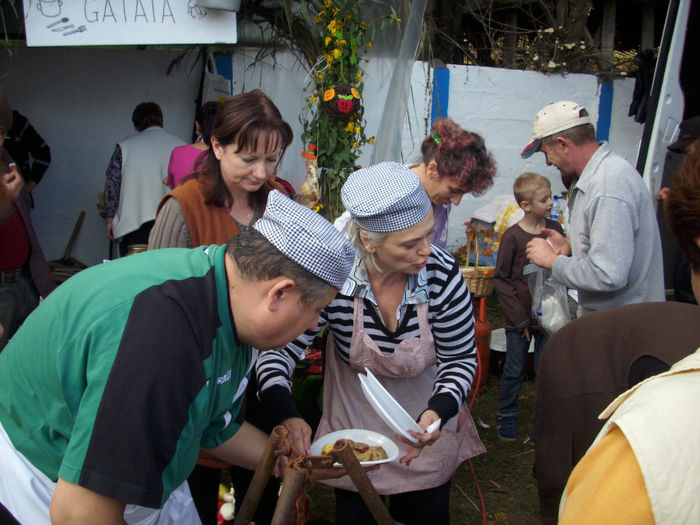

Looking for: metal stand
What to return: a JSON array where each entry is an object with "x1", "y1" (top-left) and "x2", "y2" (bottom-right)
[{"x1": 234, "y1": 426, "x2": 393, "y2": 525}]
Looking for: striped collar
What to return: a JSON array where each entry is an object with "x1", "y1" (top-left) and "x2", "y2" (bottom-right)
[{"x1": 340, "y1": 256, "x2": 431, "y2": 314}]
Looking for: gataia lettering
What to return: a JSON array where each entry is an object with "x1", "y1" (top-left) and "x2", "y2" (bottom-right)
[{"x1": 84, "y1": 0, "x2": 176, "y2": 24}]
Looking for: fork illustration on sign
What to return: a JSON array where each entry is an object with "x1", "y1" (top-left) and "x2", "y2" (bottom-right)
[{"x1": 63, "y1": 26, "x2": 87, "y2": 36}]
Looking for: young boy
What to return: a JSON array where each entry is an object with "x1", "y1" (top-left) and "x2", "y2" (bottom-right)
[{"x1": 494, "y1": 172, "x2": 564, "y2": 442}]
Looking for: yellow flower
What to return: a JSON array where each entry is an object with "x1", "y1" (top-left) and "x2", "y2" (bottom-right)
[
  {"x1": 325, "y1": 53, "x2": 333, "y2": 64},
  {"x1": 324, "y1": 36, "x2": 332, "y2": 47},
  {"x1": 354, "y1": 124, "x2": 360, "y2": 134},
  {"x1": 368, "y1": 137, "x2": 375, "y2": 144},
  {"x1": 345, "y1": 122, "x2": 354, "y2": 132},
  {"x1": 332, "y1": 7, "x2": 340, "y2": 16},
  {"x1": 355, "y1": 73, "x2": 362, "y2": 83},
  {"x1": 367, "y1": 41, "x2": 372, "y2": 50},
  {"x1": 395, "y1": 18, "x2": 402, "y2": 24},
  {"x1": 327, "y1": 20, "x2": 339, "y2": 33},
  {"x1": 311, "y1": 94, "x2": 319, "y2": 103},
  {"x1": 352, "y1": 141, "x2": 358, "y2": 148},
  {"x1": 323, "y1": 0, "x2": 332, "y2": 8},
  {"x1": 314, "y1": 11, "x2": 325, "y2": 22},
  {"x1": 315, "y1": 71, "x2": 324, "y2": 79},
  {"x1": 332, "y1": 48, "x2": 342, "y2": 59},
  {"x1": 337, "y1": 39, "x2": 347, "y2": 47}
]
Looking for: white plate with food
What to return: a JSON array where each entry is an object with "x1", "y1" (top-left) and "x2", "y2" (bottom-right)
[
  {"x1": 309, "y1": 428, "x2": 399, "y2": 465},
  {"x1": 359, "y1": 368, "x2": 424, "y2": 443}
]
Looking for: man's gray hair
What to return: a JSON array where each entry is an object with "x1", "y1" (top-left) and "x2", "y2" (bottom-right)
[{"x1": 227, "y1": 229, "x2": 332, "y2": 305}]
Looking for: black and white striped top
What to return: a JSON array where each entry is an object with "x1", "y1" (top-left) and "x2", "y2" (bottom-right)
[{"x1": 255, "y1": 246, "x2": 477, "y2": 422}]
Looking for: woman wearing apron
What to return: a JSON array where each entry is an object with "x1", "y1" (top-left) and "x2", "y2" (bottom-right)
[{"x1": 256, "y1": 162, "x2": 487, "y2": 524}]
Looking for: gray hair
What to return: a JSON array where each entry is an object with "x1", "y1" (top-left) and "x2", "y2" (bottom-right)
[
  {"x1": 227, "y1": 228, "x2": 332, "y2": 305},
  {"x1": 346, "y1": 219, "x2": 389, "y2": 271}
]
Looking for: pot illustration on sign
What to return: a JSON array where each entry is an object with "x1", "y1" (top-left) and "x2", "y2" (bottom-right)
[{"x1": 37, "y1": 0, "x2": 63, "y2": 17}]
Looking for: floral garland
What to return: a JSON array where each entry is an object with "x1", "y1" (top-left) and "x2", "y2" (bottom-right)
[{"x1": 300, "y1": 0, "x2": 377, "y2": 222}]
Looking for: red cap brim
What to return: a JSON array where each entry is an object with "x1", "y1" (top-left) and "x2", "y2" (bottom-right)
[{"x1": 521, "y1": 138, "x2": 541, "y2": 159}]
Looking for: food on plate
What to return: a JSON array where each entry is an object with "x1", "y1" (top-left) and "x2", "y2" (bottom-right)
[{"x1": 321, "y1": 439, "x2": 388, "y2": 462}]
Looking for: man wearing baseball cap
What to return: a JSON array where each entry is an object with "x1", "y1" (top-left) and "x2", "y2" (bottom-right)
[
  {"x1": 522, "y1": 100, "x2": 664, "y2": 316},
  {"x1": 0, "y1": 190, "x2": 355, "y2": 524}
]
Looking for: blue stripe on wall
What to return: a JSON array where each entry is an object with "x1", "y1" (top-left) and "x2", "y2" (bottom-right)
[
  {"x1": 214, "y1": 53, "x2": 233, "y2": 84},
  {"x1": 597, "y1": 82, "x2": 613, "y2": 142},
  {"x1": 431, "y1": 68, "x2": 450, "y2": 125}
]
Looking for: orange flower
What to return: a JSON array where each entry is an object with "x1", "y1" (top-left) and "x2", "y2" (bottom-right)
[{"x1": 323, "y1": 88, "x2": 335, "y2": 101}]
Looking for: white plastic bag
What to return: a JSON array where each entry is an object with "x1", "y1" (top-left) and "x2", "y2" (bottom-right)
[
  {"x1": 202, "y1": 51, "x2": 231, "y2": 103},
  {"x1": 529, "y1": 267, "x2": 570, "y2": 335}
]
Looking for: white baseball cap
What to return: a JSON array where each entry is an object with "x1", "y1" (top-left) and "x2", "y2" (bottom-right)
[{"x1": 521, "y1": 101, "x2": 592, "y2": 158}]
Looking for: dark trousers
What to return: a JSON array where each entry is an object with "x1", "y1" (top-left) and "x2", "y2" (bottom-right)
[
  {"x1": 335, "y1": 480, "x2": 451, "y2": 525},
  {"x1": 187, "y1": 465, "x2": 221, "y2": 525},
  {"x1": 118, "y1": 220, "x2": 155, "y2": 257},
  {"x1": 497, "y1": 328, "x2": 547, "y2": 417},
  {"x1": 0, "y1": 270, "x2": 40, "y2": 351}
]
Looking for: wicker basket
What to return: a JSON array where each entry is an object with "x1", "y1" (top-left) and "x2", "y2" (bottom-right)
[{"x1": 460, "y1": 236, "x2": 496, "y2": 298}]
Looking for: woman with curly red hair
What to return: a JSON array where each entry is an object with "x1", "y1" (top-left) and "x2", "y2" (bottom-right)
[
  {"x1": 336, "y1": 118, "x2": 496, "y2": 248},
  {"x1": 413, "y1": 118, "x2": 497, "y2": 248}
]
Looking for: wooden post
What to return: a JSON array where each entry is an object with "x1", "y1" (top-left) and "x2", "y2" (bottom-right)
[
  {"x1": 600, "y1": 0, "x2": 617, "y2": 71},
  {"x1": 234, "y1": 427, "x2": 289, "y2": 525},
  {"x1": 503, "y1": 9, "x2": 518, "y2": 67},
  {"x1": 641, "y1": 4, "x2": 655, "y2": 50}
]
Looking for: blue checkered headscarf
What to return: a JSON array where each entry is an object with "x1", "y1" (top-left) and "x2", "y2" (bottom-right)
[
  {"x1": 341, "y1": 162, "x2": 431, "y2": 233},
  {"x1": 253, "y1": 190, "x2": 354, "y2": 289}
]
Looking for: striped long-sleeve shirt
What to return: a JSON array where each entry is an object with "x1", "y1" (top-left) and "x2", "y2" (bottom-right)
[{"x1": 255, "y1": 246, "x2": 477, "y2": 425}]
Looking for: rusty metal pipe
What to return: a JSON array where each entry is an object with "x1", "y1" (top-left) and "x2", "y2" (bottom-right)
[
  {"x1": 334, "y1": 440, "x2": 394, "y2": 525},
  {"x1": 234, "y1": 426, "x2": 288, "y2": 525},
  {"x1": 270, "y1": 461, "x2": 308, "y2": 525}
]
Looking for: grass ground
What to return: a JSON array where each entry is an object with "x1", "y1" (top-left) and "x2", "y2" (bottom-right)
[{"x1": 302, "y1": 294, "x2": 542, "y2": 524}]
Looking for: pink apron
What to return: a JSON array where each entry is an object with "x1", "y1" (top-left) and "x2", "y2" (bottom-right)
[{"x1": 315, "y1": 297, "x2": 485, "y2": 494}]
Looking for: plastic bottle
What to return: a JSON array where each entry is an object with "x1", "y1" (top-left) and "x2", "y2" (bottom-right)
[{"x1": 550, "y1": 195, "x2": 560, "y2": 222}]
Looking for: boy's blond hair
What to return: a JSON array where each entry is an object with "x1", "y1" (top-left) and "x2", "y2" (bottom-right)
[{"x1": 513, "y1": 172, "x2": 551, "y2": 204}]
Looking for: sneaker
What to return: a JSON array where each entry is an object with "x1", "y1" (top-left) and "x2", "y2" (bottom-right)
[{"x1": 496, "y1": 416, "x2": 517, "y2": 441}]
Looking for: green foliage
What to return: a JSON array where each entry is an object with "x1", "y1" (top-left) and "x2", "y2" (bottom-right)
[{"x1": 298, "y1": 0, "x2": 379, "y2": 221}]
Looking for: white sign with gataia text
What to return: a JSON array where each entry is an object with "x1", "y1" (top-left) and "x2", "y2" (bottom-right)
[{"x1": 23, "y1": 1, "x2": 237, "y2": 46}]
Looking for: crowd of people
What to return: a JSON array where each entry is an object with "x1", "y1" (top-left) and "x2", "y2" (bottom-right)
[{"x1": 0, "y1": 87, "x2": 698, "y2": 525}]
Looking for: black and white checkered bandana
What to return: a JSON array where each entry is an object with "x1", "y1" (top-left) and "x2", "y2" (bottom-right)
[
  {"x1": 253, "y1": 190, "x2": 354, "y2": 289},
  {"x1": 341, "y1": 162, "x2": 431, "y2": 232}
]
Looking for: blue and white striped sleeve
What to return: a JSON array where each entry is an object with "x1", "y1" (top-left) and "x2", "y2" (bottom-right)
[
  {"x1": 254, "y1": 315, "x2": 328, "y2": 425},
  {"x1": 427, "y1": 249, "x2": 477, "y2": 419}
]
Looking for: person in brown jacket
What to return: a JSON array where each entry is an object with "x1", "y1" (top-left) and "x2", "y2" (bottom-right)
[{"x1": 148, "y1": 90, "x2": 292, "y2": 249}]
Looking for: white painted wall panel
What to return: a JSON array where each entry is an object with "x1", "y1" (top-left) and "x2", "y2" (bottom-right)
[
  {"x1": 0, "y1": 45, "x2": 641, "y2": 266},
  {"x1": 0, "y1": 46, "x2": 202, "y2": 265}
]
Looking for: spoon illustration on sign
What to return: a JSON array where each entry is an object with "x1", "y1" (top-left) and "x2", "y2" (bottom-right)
[{"x1": 46, "y1": 17, "x2": 68, "y2": 28}]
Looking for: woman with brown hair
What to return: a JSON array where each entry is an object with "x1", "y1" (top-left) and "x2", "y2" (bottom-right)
[
  {"x1": 148, "y1": 90, "x2": 293, "y2": 249},
  {"x1": 665, "y1": 141, "x2": 700, "y2": 279}
]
